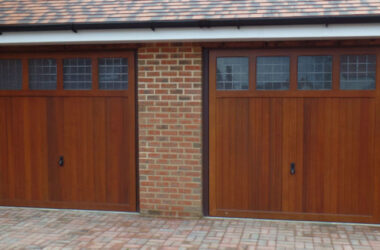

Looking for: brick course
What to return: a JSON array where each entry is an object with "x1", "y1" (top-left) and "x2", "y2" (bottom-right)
[{"x1": 138, "y1": 43, "x2": 202, "y2": 217}]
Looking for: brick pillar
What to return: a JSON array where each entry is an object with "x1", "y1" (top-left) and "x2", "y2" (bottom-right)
[{"x1": 138, "y1": 43, "x2": 202, "y2": 217}]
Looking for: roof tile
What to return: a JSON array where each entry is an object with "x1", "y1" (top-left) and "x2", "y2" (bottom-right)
[{"x1": 0, "y1": 0, "x2": 380, "y2": 25}]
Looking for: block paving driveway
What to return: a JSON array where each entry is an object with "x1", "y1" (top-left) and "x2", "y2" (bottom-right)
[{"x1": 1, "y1": 207, "x2": 380, "y2": 249}]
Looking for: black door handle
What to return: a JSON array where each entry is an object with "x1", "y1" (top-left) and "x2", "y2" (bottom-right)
[
  {"x1": 58, "y1": 156, "x2": 64, "y2": 167},
  {"x1": 290, "y1": 162, "x2": 295, "y2": 175}
]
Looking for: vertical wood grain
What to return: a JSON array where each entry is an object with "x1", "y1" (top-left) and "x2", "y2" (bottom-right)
[
  {"x1": 302, "y1": 98, "x2": 375, "y2": 216},
  {"x1": 47, "y1": 97, "x2": 64, "y2": 201},
  {"x1": 93, "y1": 98, "x2": 107, "y2": 203},
  {"x1": 106, "y1": 97, "x2": 130, "y2": 204},
  {"x1": 282, "y1": 98, "x2": 303, "y2": 212},
  {"x1": 0, "y1": 98, "x2": 9, "y2": 200},
  {"x1": 0, "y1": 51, "x2": 136, "y2": 212},
  {"x1": 208, "y1": 49, "x2": 379, "y2": 223}
]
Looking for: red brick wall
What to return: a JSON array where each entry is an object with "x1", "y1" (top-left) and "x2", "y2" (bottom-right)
[{"x1": 138, "y1": 43, "x2": 202, "y2": 217}]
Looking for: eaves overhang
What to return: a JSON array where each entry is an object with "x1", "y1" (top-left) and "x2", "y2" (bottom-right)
[{"x1": 1, "y1": 15, "x2": 380, "y2": 33}]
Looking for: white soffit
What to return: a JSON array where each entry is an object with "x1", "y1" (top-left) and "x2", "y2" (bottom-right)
[{"x1": 1, "y1": 23, "x2": 380, "y2": 45}]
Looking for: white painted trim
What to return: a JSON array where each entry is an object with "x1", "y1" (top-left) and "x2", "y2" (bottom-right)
[{"x1": 1, "y1": 23, "x2": 380, "y2": 45}]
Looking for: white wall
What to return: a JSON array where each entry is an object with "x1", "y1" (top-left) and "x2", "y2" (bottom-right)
[{"x1": 1, "y1": 23, "x2": 380, "y2": 45}]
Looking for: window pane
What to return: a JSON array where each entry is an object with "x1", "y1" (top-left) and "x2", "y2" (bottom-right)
[
  {"x1": 29, "y1": 59, "x2": 57, "y2": 90},
  {"x1": 340, "y1": 55, "x2": 376, "y2": 90},
  {"x1": 256, "y1": 56, "x2": 289, "y2": 90},
  {"x1": 98, "y1": 58, "x2": 128, "y2": 90},
  {"x1": 216, "y1": 57, "x2": 249, "y2": 90},
  {"x1": 63, "y1": 58, "x2": 92, "y2": 90},
  {"x1": 298, "y1": 56, "x2": 332, "y2": 90},
  {"x1": 0, "y1": 59, "x2": 22, "y2": 90}
]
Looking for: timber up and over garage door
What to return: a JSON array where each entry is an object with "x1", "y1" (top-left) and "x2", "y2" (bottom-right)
[
  {"x1": 0, "y1": 50, "x2": 136, "y2": 211},
  {"x1": 209, "y1": 48, "x2": 380, "y2": 223}
]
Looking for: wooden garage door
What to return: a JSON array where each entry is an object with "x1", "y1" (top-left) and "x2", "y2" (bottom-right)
[
  {"x1": 209, "y1": 49, "x2": 380, "y2": 223},
  {"x1": 0, "y1": 51, "x2": 136, "y2": 211}
]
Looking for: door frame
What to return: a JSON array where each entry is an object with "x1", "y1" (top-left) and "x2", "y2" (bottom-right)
[{"x1": 202, "y1": 48, "x2": 210, "y2": 216}]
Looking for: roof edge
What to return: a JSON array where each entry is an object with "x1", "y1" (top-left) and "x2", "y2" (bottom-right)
[{"x1": 1, "y1": 15, "x2": 380, "y2": 33}]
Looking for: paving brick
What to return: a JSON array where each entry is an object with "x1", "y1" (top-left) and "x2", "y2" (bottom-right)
[{"x1": 1, "y1": 207, "x2": 380, "y2": 249}]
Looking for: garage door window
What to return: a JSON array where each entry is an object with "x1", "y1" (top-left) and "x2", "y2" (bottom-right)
[
  {"x1": 340, "y1": 55, "x2": 376, "y2": 90},
  {"x1": 256, "y1": 56, "x2": 290, "y2": 90},
  {"x1": 98, "y1": 58, "x2": 128, "y2": 90},
  {"x1": 216, "y1": 57, "x2": 249, "y2": 90},
  {"x1": 0, "y1": 59, "x2": 22, "y2": 90},
  {"x1": 298, "y1": 56, "x2": 332, "y2": 90},
  {"x1": 29, "y1": 59, "x2": 57, "y2": 90},
  {"x1": 63, "y1": 58, "x2": 92, "y2": 90}
]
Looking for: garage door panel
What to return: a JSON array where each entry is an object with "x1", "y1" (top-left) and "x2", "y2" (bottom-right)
[
  {"x1": 63, "y1": 98, "x2": 93, "y2": 202},
  {"x1": 46, "y1": 97, "x2": 64, "y2": 201},
  {"x1": 23, "y1": 98, "x2": 49, "y2": 201},
  {"x1": 8, "y1": 98, "x2": 26, "y2": 200},
  {"x1": 302, "y1": 98, "x2": 375, "y2": 216},
  {"x1": 4, "y1": 95, "x2": 137, "y2": 210},
  {"x1": 61, "y1": 97, "x2": 134, "y2": 206},
  {"x1": 215, "y1": 98, "x2": 250, "y2": 211},
  {"x1": 249, "y1": 98, "x2": 283, "y2": 211},
  {"x1": 106, "y1": 97, "x2": 132, "y2": 205},
  {"x1": 214, "y1": 98, "x2": 284, "y2": 212},
  {"x1": 93, "y1": 98, "x2": 107, "y2": 203},
  {"x1": 0, "y1": 98, "x2": 50, "y2": 202},
  {"x1": 282, "y1": 98, "x2": 304, "y2": 213}
]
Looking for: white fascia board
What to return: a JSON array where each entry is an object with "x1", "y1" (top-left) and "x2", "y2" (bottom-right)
[{"x1": 1, "y1": 23, "x2": 380, "y2": 45}]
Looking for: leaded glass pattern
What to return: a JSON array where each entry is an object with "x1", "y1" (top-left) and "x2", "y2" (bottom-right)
[
  {"x1": 256, "y1": 56, "x2": 290, "y2": 90},
  {"x1": 63, "y1": 58, "x2": 92, "y2": 90},
  {"x1": 216, "y1": 57, "x2": 249, "y2": 90},
  {"x1": 0, "y1": 59, "x2": 22, "y2": 90},
  {"x1": 298, "y1": 56, "x2": 332, "y2": 90},
  {"x1": 340, "y1": 55, "x2": 376, "y2": 90},
  {"x1": 29, "y1": 59, "x2": 57, "y2": 90},
  {"x1": 98, "y1": 58, "x2": 128, "y2": 90}
]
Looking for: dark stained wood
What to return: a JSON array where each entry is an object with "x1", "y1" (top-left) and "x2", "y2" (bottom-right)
[
  {"x1": 47, "y1": 97, "x2": 63, "y2": 201},
  {"x1": 59, "y1": 97, "x2": 135, "y2": 208},
  {"x1": 248, "y1": 98, "x2": 284, "y2": 211},
  {"x1": 106, "y1": 97, "x2": 133, "y2": 205},
  {"x1": 93, "y1": 98, "x2": 108, "y2": 203},
  {"x1": 209, "y1": 48, "x2": 380, "y2": 223},
  {"x1": 0, "y1": 98, "x2": 50, "y2": 202},
  {"x1": 282, "y1": 98, "x2": 304, "y2": 213},
  {"x1": 0, "y1": 50, "x2": 136, "y2": 212},
  {"x1": 22, "y1": 59, "x2": 28, "y2": 90},
  {"x1": 213, "y1": 97, "x2": 285, "y2": 214},
  {"x1": 57, "y1": 59, "x2": 63, "y2": 90},
  {"x1": 63, "y1": 97, "x2": 92, "y2": 202},
  {"x1": 289, "y1": 56, "x2": 297, "y2": 91},
  {"x1": 332, "y1": 55, "x2": 340, "y2": 90},
  {"x1": 302, "y1": 98, "x2": 375, "y2": 216},
  {"x1": 10, "y1": 98, "x2": 27, "y2": 200},
  {"x1": 215, "y1": 98, "x2": 250, "y2": 211},
  {"x1": 202, "y1": 48, "x2": 210, "y2": 216},
  {"x1": 0, "y1": 44, "x2": 141, "y2": 53},
  {"x1": 0, "y1": 98, "x2": 10, "y2": 200},
  {"x1": 23, "y1": 98, "x2": 49, "y2": 201},
  {"x1": 214, "y1": 90, "x2": 376, "y2": 98}
]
